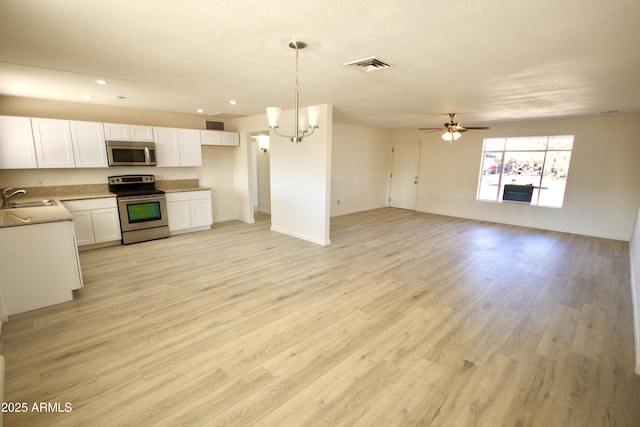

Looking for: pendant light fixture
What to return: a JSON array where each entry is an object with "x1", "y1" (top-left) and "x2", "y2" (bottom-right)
[{"x1": 266, "y1": 41, "x2": 319, "y2": 143}]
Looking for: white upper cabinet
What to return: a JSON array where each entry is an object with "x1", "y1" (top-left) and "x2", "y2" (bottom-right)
[
  {"x1": 200, "y1": 130, "x2": 240, "y2": 146},
  {"x1": 178, "y1": 128, "x2": 202, "y2": 166},
  {"x1": 103, "y1": 123, "x2": 130, "y2": 141},
  {"x1": 130, "y1": 125, "x2": 154, "y2": 142},
  {"x1": 31, "y1": 118, "x2": 76, "y2": 168},
  {"x1": 153, "y1": 127, "x2": 181, "y2": 167},
  {"x1": 153, "y1": 127, "x2": 202, "y2": 167},
  {"x1": 32, "y1": 119, "x2": 108, "y2": 168},
  {"x1": 104, "y1": 123, "x2": 154, "y2": 142},
  {"x1": 0, "y1": 116, "x2": 38, "y2": 169},
  {"x1": 69, "y1": 121, "x2": 108, "y2": 168}
]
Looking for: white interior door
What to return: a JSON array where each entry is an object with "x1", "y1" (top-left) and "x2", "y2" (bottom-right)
[{"x1": 389, "y1": 142, "x2": 421, "y2": 210}]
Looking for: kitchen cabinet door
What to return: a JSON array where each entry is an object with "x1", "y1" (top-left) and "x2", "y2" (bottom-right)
[
  {"x1": 70, "y1": 121, "x2": 108, "y2": 168},
  {"x1": 91, "y1": 207, "x2": 122, "y2": 243},
  {"x1": 191, "y1": 197, "x2": 213, "y2": 228},
  {"x1": 71, "y1": 210, "x2": 96, "y2": 245},
  {"x1": 153, "y1": 127, "x2": 180, "y2": 167},
  {"x1": 200, "y1": 130, "x2": 221, "y2": 146},
  {"x1": 0, "y1": 116, "x2": 38, "y2": 169},
  {"x1": 200, "y1": 130, "x2": 240, "y2": 147},
  {"x1": 219, "y1": 131, "x2": 240, "y2": 146},
  {"x1": 63, "y1": 198, "x2": 121, "y2": 247},
  {"x1": 104, "y1": 123, "x2": 154, "y2": 142},
  {"x1": 103, "y1": 123, "x2": 131, "y2": 141},
  {"x1": 130, "y1": 125, "x2": 154, "y2": 142},
  {"x1": 32, "y1": 118, "x2": 76, "y2": 168},
  {"x1": 178, "y1": 129, "x2": 202, "y2": 166},
  {"x1": 166, "y1": 190, "x2": 212, "y2": 234},
  {"x1": 166, "y1": 200, "x2": 191, "y2": 231}
]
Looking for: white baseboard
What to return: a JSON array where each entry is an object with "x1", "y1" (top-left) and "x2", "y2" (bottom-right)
[
  {"x1": 169, "y1": 225, "x2": 211, "y2": 236},
  {"x1": 270, "y1": 225, "x2": 330, "y2": 246},
  {"x1": 213, "y1": 216, "x2": 238, "y2": 223},
  {"x1": 331, "y1": 203, "x2": 387, "y2": 218}
]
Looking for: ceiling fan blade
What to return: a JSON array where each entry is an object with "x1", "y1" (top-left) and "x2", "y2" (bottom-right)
[
  {"x1": 418, "y1": 127, "x2": 446, "y2": 131},
  {"x1": 419, "y1": 129, "x2": 447, "y2": 135},
  {"x1": 460, "y1": 126, "x2": 490, "y2": 130}
]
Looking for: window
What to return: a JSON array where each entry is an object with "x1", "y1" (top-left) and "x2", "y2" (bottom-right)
[{"x1": 477, "y1": 135, "x2": 573, "y2": 208}]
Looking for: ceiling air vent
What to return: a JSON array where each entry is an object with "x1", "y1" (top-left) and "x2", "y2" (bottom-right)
[{"x1": 343, "y1": 56, "x2": 390, "y2": 72}]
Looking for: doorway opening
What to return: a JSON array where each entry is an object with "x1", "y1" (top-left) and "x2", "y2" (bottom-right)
[{"x1": 251, "y1": 131, "x2": 271, "y2": 223}]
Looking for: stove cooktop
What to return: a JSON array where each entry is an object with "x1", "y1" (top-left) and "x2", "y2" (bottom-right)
[{"x1": 108, "y1": 174, "x2": 164, "y2": 197}]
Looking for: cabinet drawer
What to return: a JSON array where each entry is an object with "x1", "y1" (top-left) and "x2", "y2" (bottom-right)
[
  {"x1": 63, "y1": 197, "x2": 117, "y2": 211},
  {"x1": 165, "y1": 190, "x2": 211, "y2": 202}
]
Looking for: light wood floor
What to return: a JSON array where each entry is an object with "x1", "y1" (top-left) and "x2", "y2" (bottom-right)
[{"x1": 3, "y1": 208, "x2": 639, "y2": 426}]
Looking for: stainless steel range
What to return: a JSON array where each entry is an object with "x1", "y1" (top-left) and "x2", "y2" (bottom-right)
[{"x1": 108, "y1": 174, "x2": 169, "y2": 244}]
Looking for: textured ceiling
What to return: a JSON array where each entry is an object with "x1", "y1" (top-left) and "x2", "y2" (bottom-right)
[{"x1": 1, "y1": 0, "x2": 639, "y2": 129}]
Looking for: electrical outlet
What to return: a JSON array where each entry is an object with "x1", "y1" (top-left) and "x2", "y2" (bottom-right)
[{"x1": 38, "y1": 179, "x2": 44, "y2": 186}]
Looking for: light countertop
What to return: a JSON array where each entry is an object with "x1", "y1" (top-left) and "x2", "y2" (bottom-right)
[
  {"x1": 0, "y1": 201, "x2": 73, "y2": 228},
  {"x1": 0, "y1": 180, "x2": 211, "y2": 228}
]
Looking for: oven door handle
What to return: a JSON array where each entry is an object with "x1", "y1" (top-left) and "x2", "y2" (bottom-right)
[{"x1": 118, "y1": 194, "x2": 166, "y2": 202}]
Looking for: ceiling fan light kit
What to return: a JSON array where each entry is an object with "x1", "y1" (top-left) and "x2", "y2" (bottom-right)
[
  {"x1": 420, "y1": 113, "x2": 490, "y2": 142},
  {"x1": 266, "y1": 40, "x2": 319, "y2": 143},
  {"x1": 442, "y1": 130, "x2": 462, "y2": 141}
]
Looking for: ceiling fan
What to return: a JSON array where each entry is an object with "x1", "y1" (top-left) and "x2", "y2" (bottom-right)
[{"x1": 419, "y1": 113, "x2": 490, "y2": 141}]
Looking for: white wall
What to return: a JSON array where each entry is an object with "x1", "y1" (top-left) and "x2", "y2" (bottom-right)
[
  {"x1": 331, "y1": 123, "x2": 392, "y2": 217},
  {"x1": 630, "y1": 202, "x2": 640, "y2": 374},
  {"x1": 391, "y1": 114, "x2": 640, "y2": 241},
  {"x1": 229, "y1": 105, "x2": 333, "y2": 245},
  {"x1": 270, "y1": 104, "x2": 332, "y2": 245},
  {"x1": 200, "y1": 146, "x2": 237, "y2": 222}
]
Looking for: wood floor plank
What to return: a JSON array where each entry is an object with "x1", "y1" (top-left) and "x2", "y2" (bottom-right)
[{"x1": 1, "y1": 208, "x2": 639, "y2": 426}]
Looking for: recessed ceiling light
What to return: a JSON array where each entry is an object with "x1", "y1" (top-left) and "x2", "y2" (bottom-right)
[
  {"x1": 197, "y1": 109, "x2": 204, "y2": 113},
  {"x1": 229, "y1": 100, "x2": 237, "y2": 105},
  {"x1": 83, "y1": 95, "x2": 93, "y2": 100},
  {"x1": 96, "y1": 79, "x2": 108, "y2": 85},
  {"x1": 112, "y1": 96, "x2": 126, "y2": 100}
]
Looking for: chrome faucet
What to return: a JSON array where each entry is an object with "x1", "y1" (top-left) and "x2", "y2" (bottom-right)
[{"x1": 2, "y1": 188, "x2": 26, "y2": 207}]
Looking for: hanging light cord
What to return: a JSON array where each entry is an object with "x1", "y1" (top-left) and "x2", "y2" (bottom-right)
[
  {"x1": 266, "y1": 40, "x2": 318, "y2": 143},
  {"x1": 293, "y1": 44, "x2": 300, "y2": 140}
]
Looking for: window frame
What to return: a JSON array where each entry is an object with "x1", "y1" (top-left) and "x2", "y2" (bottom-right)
[{"x1": 477, "y1": 135, "x2": 574, "y2": 208}]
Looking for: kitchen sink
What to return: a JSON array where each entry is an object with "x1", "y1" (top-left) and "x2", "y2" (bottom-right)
[{"x1": 2, "y1": 199, "x2": 58, "y2": 209}]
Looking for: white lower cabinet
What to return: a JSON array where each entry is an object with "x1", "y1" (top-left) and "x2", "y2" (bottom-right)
[
  {"x1": 190, "y1": 197, "x2": 213, "y2": 228},
  {"x1": 70, "y1": 210, "x2": 95, "y2": 246},
  {"x1": 91, "y1": 208, "x2": 122, "y2": 243},
  {"x1": 0, "y1": 221, "x2": 82, "y2": 315},
  {"x1": 166, "y1": 190, "x2": 212, "y2": 234},
  {"x1": 63, "y1": 198, "x2": 122, "y2": 247},
  {"x1": 166, "y1": 200, "x2": 191, "y2": 231}
]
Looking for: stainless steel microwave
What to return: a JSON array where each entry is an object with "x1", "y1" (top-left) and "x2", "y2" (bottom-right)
[{"x1": 106, "y1": 141, "x2": 157, "y2": 166}]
